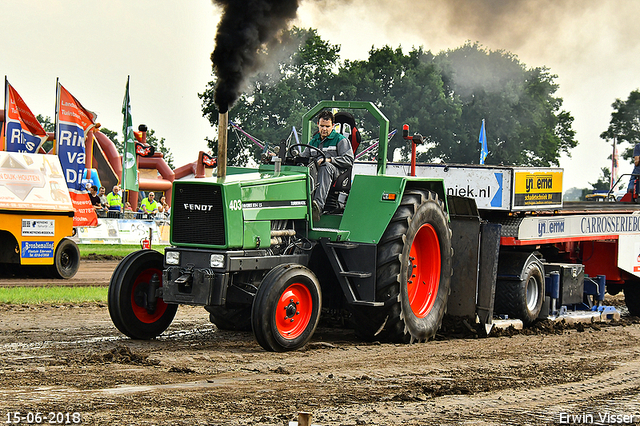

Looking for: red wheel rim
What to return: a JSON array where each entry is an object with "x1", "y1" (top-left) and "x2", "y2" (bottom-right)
[
  {"x1": 131, "y1": 268, "x2": 169, "y2": 323},
  {"x1": 407, "y1": 223, "x2": 441, "y2": 318},
  {"x1": 275, "y1": 282, "x2": 313, "y2": 340}
]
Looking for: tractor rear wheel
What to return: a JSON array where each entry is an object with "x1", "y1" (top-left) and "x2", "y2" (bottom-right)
[
  {"x1": 49, "y1": 238, "x2": 80, "y2": 279},
  {"x1": 251, "y1": 264, "x2": 321, "y2": 352},
  {"x1": 108, "y1": 250, "x2": 177, "y2": 339},
  {"x1": 351, "y1": 189, "x2": 452, "y2": 343}
]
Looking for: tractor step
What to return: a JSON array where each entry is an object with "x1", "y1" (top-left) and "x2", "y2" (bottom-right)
[
  {"x1": 326, "y1": 241, "x2": 359, "y2": 250},
  {"x1": 351, "y1": 300, "x2": 384, "y2": 307},
  {"x1": 340, "y1": 271, "x2": 372, "y2": 278}
]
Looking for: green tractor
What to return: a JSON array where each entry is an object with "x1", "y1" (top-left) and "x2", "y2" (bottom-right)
[{"x1": 108, "y1": 101, "x2": 454, "y2": 351}]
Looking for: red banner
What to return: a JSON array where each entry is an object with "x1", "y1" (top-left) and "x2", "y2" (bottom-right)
[
  {"x1": 3, "y1": 80, "x2": 48, "y2": 153},
  {"x1": 55, "y1": 83, "x2": 98, "y2": 227}
]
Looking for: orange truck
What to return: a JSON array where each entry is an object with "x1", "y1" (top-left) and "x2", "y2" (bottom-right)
[{"x1": 0, "y1": 151, "x2": 80, "y2": 278}]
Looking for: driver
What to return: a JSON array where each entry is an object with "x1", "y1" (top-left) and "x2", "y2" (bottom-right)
[{"x1": 301, "y1": 110, "x2": 354, "y2": 221}]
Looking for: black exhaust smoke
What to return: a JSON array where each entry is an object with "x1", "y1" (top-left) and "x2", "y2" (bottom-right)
[{"x1": 211, "y1": 0, "x2": 299, "y2": 113}]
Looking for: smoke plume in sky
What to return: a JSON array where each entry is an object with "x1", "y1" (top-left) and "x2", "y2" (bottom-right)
[{"x1": 211, "y1": 0, "x2": 300, "y2": 112}]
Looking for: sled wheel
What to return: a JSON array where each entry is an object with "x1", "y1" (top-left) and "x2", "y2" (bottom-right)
[
  {"x1": 624, "y1": 281, "x2": 640, "y2": 317},
  {"x1": 351, "y1": 189, "x2": 452, "y2": 343},
  {"x1": 495, "y1": 256, "x2": 544, "y2": 325},
  {"x1": 50, "y1": 238, "x2": 80, "y2": 279},
  {"x1": 108, "y1": 250, "x2": 177, "y2": 339},
  {"x1": 251, "y1": 264, "x2": 321, "y2": 352}
]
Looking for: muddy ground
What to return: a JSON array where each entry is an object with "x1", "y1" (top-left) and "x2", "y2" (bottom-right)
[{"x1": 1, "y1": 261, "x2": 640, "y2": 425}]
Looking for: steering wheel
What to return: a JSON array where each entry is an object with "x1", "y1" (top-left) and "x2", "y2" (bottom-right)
[{"x1": 288, "y1": 143, "x2": 326, "y2": 165}]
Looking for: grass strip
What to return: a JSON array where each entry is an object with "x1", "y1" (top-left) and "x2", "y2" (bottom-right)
[
  {"x1": 78, "y1": 244, "x2": 168, "y2": 259},
  {"x1": 0, "y1": 286, "x2": 108, "y2": 304}
]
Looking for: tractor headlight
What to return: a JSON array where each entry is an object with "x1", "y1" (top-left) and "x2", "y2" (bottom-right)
[
  {"x1": 210, "y1": 254, "x2": 225, "y2": 268},
  {"x1": 165, "y1": 251, "x2": 180, "y2": 265}
]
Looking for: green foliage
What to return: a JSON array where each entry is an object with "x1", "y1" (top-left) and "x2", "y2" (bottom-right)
[
  {"x1": 200, "y1": 28, "x2": 341, "y2": 165},
  {"x1": 589, "y1": 167, "x2": 611, "y2": 191},
  {"x1": 78, "y1": 245, "x2": 168, "y2": 258},
  {"x1": 99, "y1": 127, "x2": 173, "y2": 168},
  {"x1": 434, "y1": 42, "x2": 576, "y2": 165},
  {"x1": 36, "y1": 114, "x2": 55, "y2": 153},
  {"x1": 146, "y1": 128, "x2": 174, "y2": 169},
  {"x1": 199, "y1": 32, "x2": 576, "y2": 167},
  {"x1": 600, "y1": 89, "x2": 640, "y2": 162},
  {"x1": 100, "y1": 127, "x2": 122, "y2": 153}
]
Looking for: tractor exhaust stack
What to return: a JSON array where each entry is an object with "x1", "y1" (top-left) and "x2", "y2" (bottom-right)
[{"x1": 217, "y1": 111, "x2": 228, "y2": 178}]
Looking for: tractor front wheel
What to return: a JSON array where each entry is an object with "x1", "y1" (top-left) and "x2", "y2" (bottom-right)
[
  {"x1": 108, "y1": 250, "x2": 177, "y2": 339},
  {"x1": 251, "y1": 264, "x2": 321, "y2": 352}
]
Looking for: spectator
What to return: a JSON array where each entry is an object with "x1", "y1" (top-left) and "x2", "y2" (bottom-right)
[
  {"x1": 140, "y1": 192, "x2": 159, "y2": 217},
  {"x1": 89, "y1": 185, "x2": 106, "y2": 217},
  {"x1": 159, "y1": 196, "x2": 170, "y2": 216},
  {"x1": 106, "y1": 185, "x2": 123, "y2": 211},
  {"x1": 125, "y1": 201, "x2": 133, "y2": 211},
  {"x1": 98, "y1": 186, "x2": 108, "y2": 207}
]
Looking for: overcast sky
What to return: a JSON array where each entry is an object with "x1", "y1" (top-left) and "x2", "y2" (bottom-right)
[{"x1": 2, "y1": 0, "x2": 639, "y2": 191}]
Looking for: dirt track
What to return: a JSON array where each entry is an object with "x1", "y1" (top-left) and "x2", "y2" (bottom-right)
[{"x1": 1, "y1": 262, "x2": 640, "y2": 425}]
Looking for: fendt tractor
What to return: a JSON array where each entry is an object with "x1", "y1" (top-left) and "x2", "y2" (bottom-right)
[{"x1": 108, "y1": 101, "x2": 640, "y2": 352}]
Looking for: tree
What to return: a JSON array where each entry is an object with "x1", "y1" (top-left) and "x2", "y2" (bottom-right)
[
  {"x1": 434, "y1": 42, "x2": 576, "y2": 166},
  {"x1": 199, "y1": 27, "x2": 341, "y2": 165},
  {"x1": 600, "y1": 89, "x2": 640, "y2": 162},
  {"x1": 146, "y1": 128, "x2": 174, "y2": 169},
  {"x1": 100, "y1": 127, "x2": 122, "y2": 153},
  {"x1": 589, "y1": 167, "x2": 611, "y2": 191},
  {"x1": 36, "y1": 114, "x2": 54, "y2": 153},
  {"x1": 199, "y1": 33, "x2": 577, "y2": 168},
  {"x1": 99, "y1": 127, "x2": 173, "y2": 169},
  {"x1": 335, "y1": 46, "x2": 461, "y2": 162}
]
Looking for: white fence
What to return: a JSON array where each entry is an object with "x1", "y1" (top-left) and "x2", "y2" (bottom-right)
[{"x1": 76, "y1": 218, "x2": 170, "y2": 245}]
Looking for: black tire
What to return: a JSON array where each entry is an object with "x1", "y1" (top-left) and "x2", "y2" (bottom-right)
[
  {"x1": 251, "y1": 264, "x2": 321, "y2": 352},
  {"x1": 108, "y1": 250, "x2": 177, "y2": 339},
  {"x1": 49, "y1": 238, "x2": 80, "y2": 279},
  {"x1": 623, "y1": 282, "x2": 640, "y2": 317},
  {"x1": 494, "y1": 256, "x2": 544, "y2": 325},
  {"x1": 351, "y1": 189, "x2": 453, "y2": 343},
  {"x1": 206, "y1": 306, "x2": 252, "y2": 331}
]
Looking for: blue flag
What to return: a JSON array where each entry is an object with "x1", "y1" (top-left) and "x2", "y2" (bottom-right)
[{"x1": 479, "y1": 119, "x2": 488, "y2": 165}]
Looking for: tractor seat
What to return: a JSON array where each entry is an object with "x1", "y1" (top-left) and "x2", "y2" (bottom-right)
[{"x1": 324, "y1": 112, "x2": 361, "y2": 214}]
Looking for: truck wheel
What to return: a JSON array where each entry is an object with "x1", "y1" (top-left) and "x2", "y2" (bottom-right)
[
  {"x1": 108, "y1": 250, "x2": 177, "y2": 339},
  {"x1": 495, "y1": 256, "x2": 544, "y2": 324},
  {"x1": 352, "y1": 189, "x2": 452, "y2": 343},
  {"x1": 251, "y1": 264, "x2": 321, "y2": 352},
  {"x1": 624, "y1": 282, "x2": 640, "y2": 317},
  {"x1": 49, "y1": 238, "x2": 80, "y2": 279},
  {"x1": 206, "y1": 306, "x2": 252, "y2": 331}
]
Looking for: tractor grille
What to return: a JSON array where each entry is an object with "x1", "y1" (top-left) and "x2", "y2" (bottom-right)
[{"x1": 172, "y1": 183, "x2": 226, "y2": 246}]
